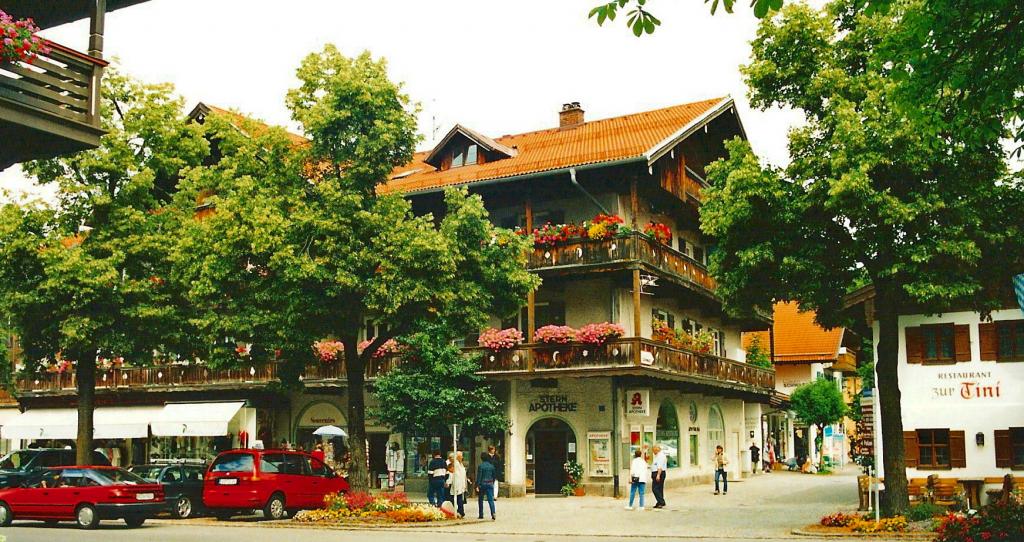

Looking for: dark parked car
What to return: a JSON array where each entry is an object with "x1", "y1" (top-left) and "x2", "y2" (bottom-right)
[
  {"x1": 0, "y1": 449, "x2": 110, "y2": 489},
  {"x1": 129, "y1": 462, "x2": 206, "y2": 518}
]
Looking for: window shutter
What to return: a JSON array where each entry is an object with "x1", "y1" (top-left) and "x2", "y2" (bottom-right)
[
  {"x1": 950, "y1": 430, "x2": 967, "y2": 468},
  {"x1": 979, "y1": 323, "x2": 998, "y2": 361},
  {"x1": 903, "y1": 431, "x2": 919, "y2": 468},
  {"x1": 905, "y1": 327, "x2": 924, "y2": 364},
  {"x1": 994, "y1": 430, "x2": 1012, "y2": 468},
  {"x1": 954, "y1": 325, "x2": 971, "y2": 362}
]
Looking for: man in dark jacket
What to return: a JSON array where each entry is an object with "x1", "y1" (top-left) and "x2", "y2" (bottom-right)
[
  {"x1": 486, "y1": 445, "x2": 504, "y2": 501},
  {"x1": 426, "y1": 450, "x2": 447, "y2": 507},
  {"x1": 476, "y1": 452, "x2": 496, "y2": 520}
]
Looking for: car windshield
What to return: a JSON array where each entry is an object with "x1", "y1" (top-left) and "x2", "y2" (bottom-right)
[
  {"x1": 87, "y1": 468, "x2": 149, "y2": 485},
  {"x1": 0, "y1": 450, "x2": 34, "y2": 470},
  {"x1": 211, "y1": 453, "x2": 254, "y2": 473},
  {"x1": 129, "y1": 466, "x2": 165, "y2": 481}
]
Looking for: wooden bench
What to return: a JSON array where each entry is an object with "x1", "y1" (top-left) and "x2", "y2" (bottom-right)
[
  {"x1": 928, "y1": 475, "x2": 963, "y2": 508},
  {"x1": 984, "y1": 474, "x2": 1022, "y2": 505},
  {"x1": 908, "y1": 477, "x2": 929, "y2": 503}
]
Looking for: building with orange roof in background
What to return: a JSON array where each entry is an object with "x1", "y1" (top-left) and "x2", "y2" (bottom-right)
[{"x1": 744, "y1": 301, "x2": 861, "y2": 469}]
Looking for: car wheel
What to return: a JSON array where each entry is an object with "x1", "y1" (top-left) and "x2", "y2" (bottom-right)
[
  {"x1": 172, "y1": 496, "x2": 193, "y2": 519},
  {"x1": 124, "y1": 516, "x2": 146, "y2": 528},
  {"x1": 0, "y1": 501, "x2": 12, "y2": 526},
  {"x1": 263, "y1": 493, "x2": 286, "y2": 520},
  {"x1": 76, "y1": 504, "x2": 100, "y2": 529}
]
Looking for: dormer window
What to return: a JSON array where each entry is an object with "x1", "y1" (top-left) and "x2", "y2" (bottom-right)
[{"x1": 452, "y1": 144, "x2": 478, "y2": 168}]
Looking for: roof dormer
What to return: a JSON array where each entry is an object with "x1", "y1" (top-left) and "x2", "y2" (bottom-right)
[{"x1": 424, "y1": 124, "x2": 516, "y2": 171}]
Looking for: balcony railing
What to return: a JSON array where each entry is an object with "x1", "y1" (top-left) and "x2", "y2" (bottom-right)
[
  {"x1": 528, "y1": 233, "x2": 716, "y2": 293},
  {"x1": 0, "y1": 39, "x2": 106, "y2": 168},
  {"x1": 12, "y1": 355, "x2": 399, "y2": 395},
  {"x1": 474, "y1": 337, "x2": 774, "y2": 391}
]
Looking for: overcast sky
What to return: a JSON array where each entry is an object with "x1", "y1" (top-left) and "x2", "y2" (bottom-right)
[{"x1": 0, "y1": 0, "x2": 808, "y2": 202}]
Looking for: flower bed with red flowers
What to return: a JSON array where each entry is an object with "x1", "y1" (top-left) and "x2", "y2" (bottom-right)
[
  {"x1": 935, "y1": 496, "x2": 1024, "y2": 542},
  {"x1": 293, "y1": 491, "x2": 456, "y2": 524}
]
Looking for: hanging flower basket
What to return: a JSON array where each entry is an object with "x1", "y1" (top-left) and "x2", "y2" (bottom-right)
[
  {"x1": 478, "y1": 327, "x2": 524, "y2": 351},
  {"x1": 0, "y1": 11, "x2": 49, "y2": 64}
]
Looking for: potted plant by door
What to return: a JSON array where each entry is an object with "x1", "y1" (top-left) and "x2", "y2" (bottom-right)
[{"x1": 562, "y1": 460, "x2": 585, "y2": 496}]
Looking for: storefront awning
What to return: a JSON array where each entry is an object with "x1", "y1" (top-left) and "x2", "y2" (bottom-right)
[
  {"x1": 95, "y1": 406, "x2": 163, "y2": 439},
  {"x1": 0, "y1": 406, "x2": 164, "y2": 440},
  {"x1": 150, "y1": 401, "x2": 245, "y2": 437}
]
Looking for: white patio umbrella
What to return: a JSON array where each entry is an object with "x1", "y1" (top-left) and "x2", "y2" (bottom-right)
[{"x1": 313, "y1": 425, "x2": 347, "y2": 437}]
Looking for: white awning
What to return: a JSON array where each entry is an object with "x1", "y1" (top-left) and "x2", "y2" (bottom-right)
[
  {"x1": 94, "y1": 406, "x2": 163, "y2": 439},
  {"x1": 0, "y1": 406, "x2": 164, "y2": 440},
  {"x1": 2, "y1": 408, "x2": 76, "y2": 440},
  {"x1": 151, "y1": 402, "x2": 245, "y2": 437},
  {"x1": 0, "y1": 408, "x2": 20, "y2": 426}
]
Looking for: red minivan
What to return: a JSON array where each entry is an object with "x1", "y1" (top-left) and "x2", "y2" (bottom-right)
[{"x1": 202, "y1": 449, "x2": 348, "y2": 520}]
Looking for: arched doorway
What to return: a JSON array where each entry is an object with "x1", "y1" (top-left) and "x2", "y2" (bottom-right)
[
  {"x1": 656, "y1": 401, "x2": 679, "y2": 468},
  {"x1": 294, "y1": 401, "x2": 347, "y2": 465},
  {"x1": 708, "y1": 405, "x2": 725, "y2": 455},
  {"x1": 525, "y1": 418, "x2": 577, "y2": 494}
]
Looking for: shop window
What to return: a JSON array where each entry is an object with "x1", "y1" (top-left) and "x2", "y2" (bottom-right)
[
  {"x1": 994, "y1": 427, "x2": 1024, "y2": 469},
  {"x1": 708, "y1": 405, "x2": 725, "y2": 454},
  {"x1": 656, "y1": 401, "x2": 680, "y2": 468},
  {"x1": 905, "y1": 324, "x2": 970, "y2": 364},
  {"x1": 689, "y1": 434, "x2": 699, "y2": 466}
]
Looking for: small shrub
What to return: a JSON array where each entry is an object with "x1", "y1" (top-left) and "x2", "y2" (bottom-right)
[{"x1": 907, "y1": 502, "x2": 945, "y2": 522}]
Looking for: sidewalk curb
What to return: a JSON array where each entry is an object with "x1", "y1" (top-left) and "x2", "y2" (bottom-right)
[{"x1": 791, "y1": 527, "x2": 936, "y2": 539}]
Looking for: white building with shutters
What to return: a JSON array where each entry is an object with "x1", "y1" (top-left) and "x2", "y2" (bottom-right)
[{"x1": 847, "y1": 288, "x2": 1024, "y2": 479}]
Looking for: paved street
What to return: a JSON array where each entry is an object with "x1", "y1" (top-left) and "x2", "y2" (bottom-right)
[{"x1": 0, "y1": 467, "x2": 903, "y2": 541}]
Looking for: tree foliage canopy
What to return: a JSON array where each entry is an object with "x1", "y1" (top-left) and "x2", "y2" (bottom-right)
[{"x1": 790, "y1": 376, "x2": 848, "y2": 430}]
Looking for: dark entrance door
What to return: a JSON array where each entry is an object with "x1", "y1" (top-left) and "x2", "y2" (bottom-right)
[{"x1": 527, "y1": 418, "x2": 576, "y2": 494}]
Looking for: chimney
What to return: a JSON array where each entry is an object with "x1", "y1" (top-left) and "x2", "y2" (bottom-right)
[{"x1": 559, "y1": 102, "x2": 584, "y2": 128}]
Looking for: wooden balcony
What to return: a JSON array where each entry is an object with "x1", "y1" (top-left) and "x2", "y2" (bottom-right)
[
  {"x1": 474, "y1": 337, "x2": 775, "y2": 393},
  {"x1": 13, "y1": 339, "x2": 773, "y2": 396},
  {"x1": 0, "y1": 40, "x2": 106, "y2": 170},
  {"x1": 528, "y1": 232, "x2": 716, "y2": 295},
  {"x1": 12, "y1": 356, "x2": 399, "y2": 397}
]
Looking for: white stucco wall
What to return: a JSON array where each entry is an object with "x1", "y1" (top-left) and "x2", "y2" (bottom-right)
[{"x1": 872, "y1": 308, "x2": 1024, "y2": 478}]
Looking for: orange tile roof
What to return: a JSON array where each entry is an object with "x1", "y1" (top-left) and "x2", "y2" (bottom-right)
[
  {"x1": 384, "y1": 97, "x2": 727, "y2": 194},
  {"x1": 199, "y1": 97, "x2": 730, "y2": 195},
  {"x1": 743, "y1": 301, "x2": 845, "y2": 364}
]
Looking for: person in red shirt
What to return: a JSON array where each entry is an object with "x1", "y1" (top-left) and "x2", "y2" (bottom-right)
[{"x1": 312, "y1": 443, "x2": 326, "y2": 463}]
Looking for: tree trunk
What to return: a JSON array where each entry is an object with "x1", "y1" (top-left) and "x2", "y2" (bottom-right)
[
  {"x1": 76, "y1": 354, "x2": 96, "y2": 465},
  {"x1": 875, "y1": 288, "x2": 909, "y2": 517},
  {"x1": 343, "y1": 336, "x2": 369, "y2": 492}
]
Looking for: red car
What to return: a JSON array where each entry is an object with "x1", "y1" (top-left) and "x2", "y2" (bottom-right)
[
  {"x1": 0, "y1": 466, "x2": 164, "y2": 529},
  {"x1": 202, "y1": 449, "x2": 348, "y2": 520}
]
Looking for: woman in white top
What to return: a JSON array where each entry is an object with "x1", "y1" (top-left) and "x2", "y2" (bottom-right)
[
  {"x1": 626, "y1": 449, "x2": 650, "y2": 510},
  {"x1": 449, "y1": 451, "x2": 468, "y2": 518}
]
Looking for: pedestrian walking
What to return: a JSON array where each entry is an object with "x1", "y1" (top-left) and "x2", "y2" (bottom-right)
[
  {"x1": 713, "y1": 445, "x2": 729, "y2": 495},
  {"x1": 764, "y1": 439, "x2": 775, "y2": 473},
  {"x1": 748, "y1": 442, "x2": 760, "y2": 474},
  {"x1": 650, "y1": 445, "x2": 667, "y2": 509},
  {"x1": 426, "y1": 450, "x2": 447, "y2": 507},
  {"x1": 311, "y1": 443, "x2": 325, "y2": 464},
  {"x1": 449, "y1": 451, "x2": 467, "y2": 518},
  {"x1": 625, "y1": 449, "x2": 649, "y2": 510},
  {"x1": 445, "y1": 452, "x2": 455, "y2": 503},
  {"x1": 486, "y1": 445, "x2": 504, "y2": 501},
  {"x1": 476, "y1": 452, "x2": 496, "y2": 520},
  {"x1": 385, "y1": 441, "x2": 402, "y2": 489}
]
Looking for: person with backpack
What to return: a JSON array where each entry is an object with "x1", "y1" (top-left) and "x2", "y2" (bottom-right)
[{"x1": 625, "y1": 449, "x2": 650, "y2": 511}]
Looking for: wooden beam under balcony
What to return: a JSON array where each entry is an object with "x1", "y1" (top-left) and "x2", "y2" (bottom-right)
[{"x1": 0, "y1": 40, "x2": 107, "y2": 170}]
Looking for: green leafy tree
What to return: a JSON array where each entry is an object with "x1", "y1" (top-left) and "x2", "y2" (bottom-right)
[
  {"x1": 373, "y1": 326, "x2": 508, "y2": 437},
  {"x1": 745, "y1": 334, "x2": 772, "y2": 368},
  {"x1": 171, "y1": 46, "x2": 538, "y2": 490},
  {"x1": 700, "y1": 1, "x2": 1022, "y2": 515},
  {"x1": 790, "y1": 377, "x2": 848, "y2": 470},
  {"x1": 588, "y1": 0, "x2": 782, "y2": 36},
  {"x1": 0, "y1": 71, "x2": 208, "y2": 463}
]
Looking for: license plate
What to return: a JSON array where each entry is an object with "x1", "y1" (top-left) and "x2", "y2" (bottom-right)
[
  {"x1": 135, "y1": 493, "x2": 154, "y2": 501},
  {"x1": 217, "y1": 478, "x2": 238, "y2": 485}
]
